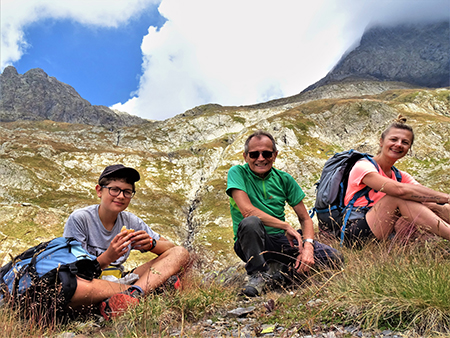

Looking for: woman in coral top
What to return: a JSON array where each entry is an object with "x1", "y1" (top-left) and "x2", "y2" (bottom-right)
[{"x1": 343, "y1": 115, "x2": 450, "y2": 246}]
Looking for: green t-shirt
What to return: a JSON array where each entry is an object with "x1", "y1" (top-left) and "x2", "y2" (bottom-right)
[{"x1": 226, "y1": 163, "x2": 306, "y2": 241}]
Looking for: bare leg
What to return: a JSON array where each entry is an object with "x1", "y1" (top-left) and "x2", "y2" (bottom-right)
[
  {"x1": 69, "y1": 246, "x2": 189, "y2": 308},
  {"x1": 133, "y1": 246, "x2": 190, "y2": 293},
  {"x1": 69, "y1": 278, "x2": 130, "y2": 307},
  {"x1": 393, "y1": 216, "x2": 434, "y2": 242},
  {"x1": 366, "y1": 195, "x2": 450, "y2": 241}
]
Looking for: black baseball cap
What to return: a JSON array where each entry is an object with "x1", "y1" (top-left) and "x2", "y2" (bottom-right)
[{"x1": 98, "y1": 164, "x2": 140, "y2": 183}]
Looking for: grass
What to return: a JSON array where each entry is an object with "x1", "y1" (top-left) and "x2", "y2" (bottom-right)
[
  {"x1": 318, "y1": 239, "x2": 450, "y2": 335},
  {"x1": 1, "y1": 238, "x2": 450, "y2": 337}
]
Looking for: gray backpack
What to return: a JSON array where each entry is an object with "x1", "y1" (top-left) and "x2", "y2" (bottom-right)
[{"x1": 310, "y1": 150, "x2": 401, "y2": 245}]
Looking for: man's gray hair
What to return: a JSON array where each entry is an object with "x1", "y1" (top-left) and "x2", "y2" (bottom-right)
[{"x1": 244, "y1": 130, "x2": 277, "y2": 153}]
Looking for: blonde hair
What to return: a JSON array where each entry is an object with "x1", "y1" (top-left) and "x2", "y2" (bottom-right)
[{"x1": 380, "y1": 114, "x2": 414, "y2": 145}]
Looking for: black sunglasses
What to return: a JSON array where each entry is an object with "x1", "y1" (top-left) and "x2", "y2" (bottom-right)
[{"x1": 247, "y1": 151, "x2": 274, "y2": 159}]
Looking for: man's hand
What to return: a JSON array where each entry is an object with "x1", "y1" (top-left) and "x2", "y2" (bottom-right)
[
  {"x1": 130, "y1": 230, "x2": 156, "y2": 252},
  {"x1": 291, "y1": 201, "x2": 316, "y2": 273},
  {"x1": 284, "y1": 223, "x2": 314, "y2": 273},
  {"x1": 295, "y1": 241, "x2": 314, "y2": 273},
  {"x1": 284, "y1": 223, "x2": 302, "y2": 247}
]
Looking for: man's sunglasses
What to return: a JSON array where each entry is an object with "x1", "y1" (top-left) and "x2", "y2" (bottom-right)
[{"x1": 247, "y1": 151, "x2": 274, "y2": 159}]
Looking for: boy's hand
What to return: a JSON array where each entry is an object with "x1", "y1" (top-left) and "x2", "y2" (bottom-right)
[
  {"x1": 130, "y1": 230, "x2": 155, "y2": 251},
  {"x1": 103, "y1": 231, "x2": 134, "y2": 263}
]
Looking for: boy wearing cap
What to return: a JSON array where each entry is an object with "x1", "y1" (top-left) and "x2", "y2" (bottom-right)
[{"x1": 63, "y1": 164, "x2": 190, "y2": 320}]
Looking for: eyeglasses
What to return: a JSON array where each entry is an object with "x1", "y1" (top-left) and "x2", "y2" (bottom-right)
[
  {"x1": 247, "y1": 151, "x2": 274, "y2": 159},
  {"x1": 101, "y1": 186, "x2": 135, "y2": 199}
]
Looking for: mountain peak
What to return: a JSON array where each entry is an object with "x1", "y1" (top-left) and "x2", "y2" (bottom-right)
[
  {"x1": 304, "y1": 20, "x2": 450, "y2": 93},
  {"x1": 0, "y1": 66, "x2": 146, "y2": 127}
]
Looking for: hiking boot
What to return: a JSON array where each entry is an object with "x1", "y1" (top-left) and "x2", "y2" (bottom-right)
[
  {"x1": 266, "y1": 261, "x2": 284, "y2": 286},
  {"x1": 165, "y1": 274, "x2": 181, "y2": 290},
  {"x1": 99, "y1": 285, "x2": 143, "y2": 320},
  {"x1": 153, "y1": 275, "x2": 181, "y2": 294},
  {"x1": 242, "y1": 272, "x2": 269, "y2": 297}
]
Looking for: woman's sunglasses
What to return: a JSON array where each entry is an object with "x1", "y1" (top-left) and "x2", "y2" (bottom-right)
[{"x1": 247, "y1": 151, "x2": 274, "y2": 159}]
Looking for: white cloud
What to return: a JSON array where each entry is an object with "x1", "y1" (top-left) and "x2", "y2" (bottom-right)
[
  {"x1": 118, "y1": 0, "x2": 449, "y2": 120},
  {"x1": 119, "y1": 0, "x2": 449, "y2": 120},
  {"x1": 0, "y1": 0, "x2": 160, "y2": 68},
  {"x1": 114, "y1": 0, "x2": 364, "y2": 120}
]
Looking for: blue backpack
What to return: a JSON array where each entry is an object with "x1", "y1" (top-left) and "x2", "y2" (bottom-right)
[
  {"x1": 310, "y1": 150, "x2": 402, "y2": 245},
  {"x1": 0, "y1": 237, "x2": 101, "y2": 318}
]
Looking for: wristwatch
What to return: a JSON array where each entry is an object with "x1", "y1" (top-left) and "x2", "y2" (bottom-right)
[
  {"x1": 303, "y1": 238, "x2": 314, "y2": 245},
  {"x1": 148, "y1": 238, "x2": 157, "y2": 251}
]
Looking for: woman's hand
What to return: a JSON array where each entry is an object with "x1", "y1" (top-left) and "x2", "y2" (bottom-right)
[{"x1": 423, "y1": 202, "x2": 450, "y2": 223}]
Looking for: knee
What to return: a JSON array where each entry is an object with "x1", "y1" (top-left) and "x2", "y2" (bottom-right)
[
  {"x1": 170, "y1": 245, "x2": 190, "y2": 266},
  {"x1": 238, "y1": 216, "x2": 263, "y2": 235}
]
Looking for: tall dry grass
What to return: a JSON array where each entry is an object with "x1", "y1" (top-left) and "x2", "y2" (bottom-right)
[{"x1": 1, "y1": 239, "x2": 450, "y2": 337}]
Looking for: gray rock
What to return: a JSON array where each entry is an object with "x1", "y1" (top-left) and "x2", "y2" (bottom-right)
[
  {"x1": 0, "y1": 66, "x2": 147, "y2": 128},
  {"x1": 227, "y1": 306, "x2": 256, "y2": 318},
  {"x1": 304, "y1": 21, "x2": 449, "y2": 92}
]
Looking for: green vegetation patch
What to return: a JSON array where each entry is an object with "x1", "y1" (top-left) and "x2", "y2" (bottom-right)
[
  {"x1": 291, "y1": 99, "x2": 338, "y2": 116},
  {"x1": 198, "y1": 178, "x2": 229, "y2": 218},
  {"x1": 179, "y1": 103, "x2": 226, "y2": 121},
  {"x1": 29, "y1": 191, "x2": 96, "y2": 209},
  {"x1": 231, "y1": 115, "x2": 246, "y2": 124},
  {"x1": 282, "y1": 117, "x2": 315, "y2": 133},
  {"x1": 390, "y1": 90, "x2": 420, "y2": 103},
  {"x1": 322, "y1": 241, "x2": 450, "y2": 334},
  {"x1": 436, "y1": 90, "x2": 450, "y2": 103}
]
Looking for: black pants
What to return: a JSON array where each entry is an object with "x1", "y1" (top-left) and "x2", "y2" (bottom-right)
[
  {"x1": 234, "y1": 216, "x2": 344, "y2": 274},
  {"x1": 343, "y1": 216, "x2": 376, "y2": 249}
]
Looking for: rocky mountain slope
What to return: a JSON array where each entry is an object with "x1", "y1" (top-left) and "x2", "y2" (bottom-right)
[
  {"x1": 0, "y1": 66, "x2": 146, "y2": 128},
  {"x1": 0, "y1": 20, "x2": 449, "y2": 272},
  {"x1": 304, "y1": 21, "x2": 449, "y2": 92},
  {"x1": 1, "y1": 83, "x2": 449, "y2": 271}
]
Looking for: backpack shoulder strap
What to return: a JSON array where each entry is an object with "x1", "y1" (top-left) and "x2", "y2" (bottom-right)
[
  {"x1": 362, "y1": 154, "x2": 379, "y2": 170},
  {"x1": 365, "y1": 155, "x2": 402, "y2": 182},
  {"x1": 392, "y1": 166, "x2": 402, "y2": 182},
  {"x1": 339, "y1": 155, "x2": 379, "y2": 246},
  {"x1": 65, "y1": 237, "x2": 95, "y2": 260}
]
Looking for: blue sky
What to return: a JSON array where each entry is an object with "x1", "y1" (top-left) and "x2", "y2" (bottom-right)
[
  {"x1": 1, "y1": 0, "x2": 449, "y2": 121},
  {"x1": 14, "y1": 10, "x2": 166, "y2": 106}
]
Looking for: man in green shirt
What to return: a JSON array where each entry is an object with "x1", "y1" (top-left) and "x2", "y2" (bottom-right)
[{"x1": 227, "y1": 130, "x2": 342, "y2": 296}]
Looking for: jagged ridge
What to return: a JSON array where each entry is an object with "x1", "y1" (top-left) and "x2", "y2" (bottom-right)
[{"x1": 0, "y1": 66, "x2": 147, "y2": 128}]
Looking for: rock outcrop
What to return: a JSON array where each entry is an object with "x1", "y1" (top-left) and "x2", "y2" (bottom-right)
[
  {"x1": 1, "y1": 20, "x2": 449, "y2": 271},
  {"x1": 0, "y1": 66, "x2": 147, "y2": 128},
  {"x1": 304, "y1": 21, "x2": 450, "y2": 92},
  {"x1": 1, "y1": 85, "x2": 449, "y2": 270}
]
